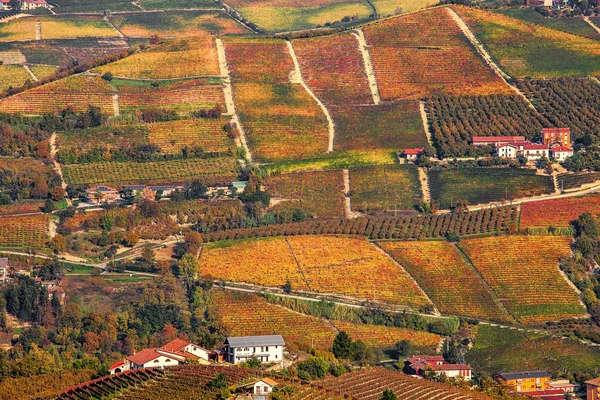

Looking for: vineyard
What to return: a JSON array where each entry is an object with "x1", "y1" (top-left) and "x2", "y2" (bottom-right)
[
  {"x1": 0, "y1": 75, "x2": 115, "y2": 115},
  {"x1": 117, "y1": 79, "x2": 225, "y2": 115},
  {"x1": 348, "y1": 164, "x2": 422, "y2": 213},
  {"x1": 0, "y1": 16, "x2": 120, "y2": 42},
  {"x1": 497, "y1": 8, "x2": 600, "y2": 40},
  {"x1": 516, "y1": 78, "x2": 600, "y2": 138},
  {"x1": 292, "y1": 33, "x2": 373, "y2": 105},
  {"x1": 225, "y1": 38, "x2": 330, "y2": 161},
  {"x1": 379, "y1": 241, "x2": 513, "y2": 322},
  {"x1": 202, "y1": 235, "x2": 432, "y2": 309},
  {"x1": 363, "y1": 7, "x2": 511, "y2": 101},
  {"x1": 110, "y1": 11, "x2": 248, "y2": 37},
  {"x1": 316, "y1": 368, "x2": 492, "y2": 400},
  {"x1": 459, "y1": 235, "x2": 585, "y2": 324},
  {"x1": 0, "y1": 214, "x2": 49, "y2": 248},
  {"x1": 147, "y1": 118, "x2": 234, "y2": 155},
  {"x1": 202, "y1": 206, "x2": 519, "y2": 242},
  {"x1": 0, "y1": 65, "x2": 31, "y2": 92},
  {"x1": 428, "y1": 168, "x2": 555, "y2": 209},
  {"x1": 0, "y1": 202, "x2": 44, "y2": 216},
  {"x1": 29, "y1": 65, "x2": 58, "y2": 80},
  {"x1": 93, "y1": 37, "x2": 220, "y2": 79},
  {"x1": 331, "y1": 102, "x2": 429, "y2": 153},
  {"x1": 467, "y1": 324, "x2": 600, "y2": 377},
  {"x1": 62, "y1": 156, "x2": 240, "y2": 186},
  {"x1": 520, "y1": 195, "x2": 600, "y2": 229},
  {"x1": 454, "y1": 5, "x2": 600, "y2": 77},
  {"x1": 557, "y1": 172, "x2": 600, "y2": 190},
  {"x1": 426, "y1": 94, "x2": 550, "y2": 158},
  {"x1": 265, "y1": 170, "x2": 345, "y2": 218}
]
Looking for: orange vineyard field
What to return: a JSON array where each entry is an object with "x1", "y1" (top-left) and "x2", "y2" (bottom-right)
[
  {"x1": 379, "y1": 241, "x2": 513, "y2": 322},
  {"x1": 458, "y1": 235, "x2": 585, "y2": 324},
  {"x1": 201, "y1": 235, "x2": 431, "y2": 309},
  {"x1": 147, "y1": 118, "x2": 234, "y2": 154},
  {"x1": 520, "y1": 195, "x2": 600, "y2": 228},
  {"x1": 363, "y1": 7, "x2": 511, "y2": 100},
  {"x1": 0, "y1": 214, "x2": 49, "y2": 248}
]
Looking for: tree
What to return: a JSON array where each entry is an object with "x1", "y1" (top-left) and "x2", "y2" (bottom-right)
[
  {"x1": 49, "y1": 234, "x2": 66, "y2": 254},
  {"x1": 350, "y1": 340, "x2": 373, "y2": 365},
  {"x1": 8, "y1": 0, "x2": 20, "y2": 10},
  {"x1": 332, "y1": 331, "x2": 352, "y2": 359},
  {"x1": 296, "y1": 357, "x2": 330, "y2": 380},
  {"x1": 179, "y1": 253, "x2": 199, "y2": 289},
  {"x1": 142, "y1": 244, "x2": 155, "y2": 265},
  {"x1": 393, "y1": 339, "x2": 411, "y2": 360},
  {"x1": 123, "y1": 232, "x2": 140, "y2": 247},
  {"x1": 283, "y1": 279, "x2": 292, "y2": 294},
  {"x1": 101, "y1": 72, "x2": 113, "y2": 82},
  {"x1": 43, "y1": 198, "x2": 55, "y2": 213},
  {"x1": 381, "y1": 389, "x2": 398, "y2": 400},
  {"x1": 184, "y1": 231, "x2": 203, "y2": 255}
]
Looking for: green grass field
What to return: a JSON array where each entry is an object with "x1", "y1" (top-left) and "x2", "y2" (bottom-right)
[
  {"x1": 497, "y1": 9, "x2": 600, "y2": 40},
  {"x1": 138, "y1": 0, "x2": 218, "y2": 9},
  {"x1": 429, "y1": 168, "x2": 554, "y2": 209},
  {"x1": 370, "y1": 0, "x2": 436, "y2": 17},
  {"x1": 467, "y1": 324, "x2": 600, "y2": 377},
  {"x1": 52, "y1": 0, "x2": 138, "y2": 13},
  {"x1": 455, "y1": 6, "x2": 600, "y2": 77}
]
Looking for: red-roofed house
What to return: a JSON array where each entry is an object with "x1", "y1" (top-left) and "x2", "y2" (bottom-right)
[
  {"x1": 550, "y1": 145, "x2": 573, "y2": 161},
  {"x1": 542, "y1": 128, "x2": 571, "y2": 147},
  {"x1": 1, "y1": 0, "x2": 11, "y2": 11},
  {"x1": 159, "y1": 338, "x2": 210, "y2": 363},
  {"x1": 127, "y1": 348, "x2": 185, "y2": 370},
  {"x1": 521, "y1": 143, "x2": 549, "y2": 160},
  {"x1": 403, "y1": 148, "x2": 424, "y2": 161},
  {"x1": 472, "y1": 136, "x2": 525, "y2": 147},
  {"x1": 108, "y1": 359, "x2": 130, "y2": 375},
  {"x1": 21, "y1": 0, "x2": 49, "y2": 9},
  {"x1": 496, "y1": 143, "x2": 518, "y2": 159},
  {"x1": 404, "y1": 356, "x2": 472, "y2": 381},
  {"x1": 523, "y1": 389, "x2": 570, "y2": 400}
]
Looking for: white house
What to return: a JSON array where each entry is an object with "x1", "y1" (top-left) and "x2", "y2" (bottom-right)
[
  {"x1": 108, "y1": 359, "x2": 130, "y2": 375},
  {"x1": 429, "y1": 364, "x2": 472, "y2": 380},
  {"x1": 253, "y1": 378, "x2": 278, "y2": 395},
  {"x1": 521, "y1": 143, "x2": 549, "y2": 160},
  {"x1": 496, "y1": 143, "x2": 518, "y2": 159},
  {"x1": 551, "y1": 145, "x2": 573, "y2": 161},
  {"x1": 403, "y1": 148, "x2": 424, "y2": 161},
  {"x1": 159, "y1": 338, "x2": 210, "y2": 364},
  {"x1": 127, "y1": 348, "x2": 185, "y2": 370},
  {"x1": 0, "y1": 258, "x2": 9, "y2": 283},
  {"x1": 224, "y1": 335, "x2": 285, "y2": 365},
  {"x1": 21, "y1": 0, "x2": 50, "y2": 9}
]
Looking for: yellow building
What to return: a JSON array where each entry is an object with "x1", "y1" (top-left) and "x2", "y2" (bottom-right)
[
  {"x1": 587, "y1": 377, "x2": 600, "y2": 400},
  {"x1": 498, "y1": 370, "x2": 551, "y2": 393}
]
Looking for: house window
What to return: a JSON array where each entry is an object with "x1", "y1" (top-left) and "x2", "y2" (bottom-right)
[
  {"x1": 154, "y1": 360, "x2": 159, "y2": 363},
  {"x1": 165, "y1": 359, "x2": 171, "y2": 362},
  {"x1": 265, "y1": 346, "x2": 269, "y2": 351},
  {"x1": 275, "y1": 355, "x2": 278, "y2": 359}
]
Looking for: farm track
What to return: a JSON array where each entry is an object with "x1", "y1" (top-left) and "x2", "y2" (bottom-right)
[
  {"x1": 112, "y1": 94, "x2": 120, "y2": 117},
  {"x1": 50, "y1": 133, "x2": 67, "y2": 190},
  {"x1": 23, "y1": 65, "x2": 38, "y2": 81},
  {"x1": 215, "y1": 38, "x2": 252, "y2": 162},
  {"x1": 353, "y1": 28, "x2": 380, "y2": 105},
  {"x1": 104, "y1": 15, "x2": 126, "y2": 38},
  {"x1": 584, "y1": 16, "x2": 600, "y2": 34},
  {"x1": 286, "y1": 40, "x2": 335, "y2": 153},
  {"x1": 417, "y1": 167, "x2": 430, "y2": 203},
  {"x1": 35, "y1": 21, "x2": 41, "y2": 40},
  {"x1": 419, "y1": 101, "x2": 433, "y2": 147},
  {"x1": 342, "y1": 169, "x2": 361, "y2": 219}
]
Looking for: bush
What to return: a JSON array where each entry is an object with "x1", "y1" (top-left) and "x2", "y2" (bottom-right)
[{"x1": 296, "y1": 357, "x2": 330, "y2": 380}]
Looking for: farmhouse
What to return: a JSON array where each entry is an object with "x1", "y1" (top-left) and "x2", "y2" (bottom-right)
[
  {"x1": 550, "y1": 145, "x2": 573, "y2": 161},
  {"x1": 108, "y1": 359, "x2": 130, "y2": 375},
  {"x1": 472, "y1": 136, "x2": 525, "y2": 146},
  {"x1": 21, "y1": 0, "x2": 49, "y2": 9},
  {"x1": 224, "y1": 335, "x2": 285, "y2": 365},
  {"x1": 86, "y1": 186, "x2": 120, "y2": 204},
  {"x1": 127, "y1": 348, "x2": 185, "y2": 370},
  {"x1": 587, "y1": 377, "x2": 600, "y2": 400},
  {"x1": 159, "y1": 338, "x2": 210, "y2": 364},
  {"x1": 542, "y1": 128, "x2": 571, "y2": 147},
  {"x1": 498, "y1": 370, "x2": 551, "y2": 393},
  {"x1": 403, "y1": 148, "x2": 424, "y2": 161},
  {"x1": 0, "y1": 258, "x2": 9, "y2": 283},
  {"x1": 404, "y1": 355, "x2": 472, "y2": 381},
  {"x1": 238, "y1": 378, "x2": 279, "y2": 398},
  {"x1": 496, "y1": 143, "x2": 518, "y2": 159},
  {"x1": 521, "y1": 143, "x2": 549, "y2": 160}
]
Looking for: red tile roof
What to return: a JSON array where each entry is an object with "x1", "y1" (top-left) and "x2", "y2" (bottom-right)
[
  {"x1": 127, "y1": 349, "x2": 163, "y2": 366},
  {"x1": 551, "y1": 146, "x2": 573, "y2": 153},
  {"x1": 522, "y1": 144, "x2": 549, "y2": 150},
  {"x1": 473, "y1": 136, "x2": 525, "y2": 143},
  {"x1": 404, "y1": 148, "x2": 424, "y2": 155},
  {"x1": 430, "y1": 364, "x2": 472, "y2": 371},
  {"x1": 108, "y1": 360, "x2": 127, "y2": 371},
  {"x1": 523, "y1": 389, "x2": 567, "y2": 399},
  {"x1": 406, "y1": 355, "x2": 444, "y2": 363},
  {"x1": 160, "y1": 338, "x2": 191, "y2": 353},
  {"x1": 542, "y1": 128, "x2": 571, "y2": 134}
]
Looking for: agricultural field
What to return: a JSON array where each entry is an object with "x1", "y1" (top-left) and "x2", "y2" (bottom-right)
[
  {"x1": 454, "y1": 6, "x2": 600, "y2": 77},
  {"x1": 426, "y1": 94, "x2": 551, "y2": 158},
  {"x1": 516, "y1": 78, "x2": 600, "y2": 139},
  {"x1": 93, "y1": 38, "x2": 220, "y2": 79},
  {"x1": 379, "y1": 241, "x2": 513, "y2": 322},
  {"x1": 0, "y1": 65, "x2": 32, "y2": 92},
  {"x1": 225, "y1": 38, "x2": 330, "y2": 162},
  {"x1": 363, "y1": 8, "x2": 511, "y2": 101},
  {"x1": 0, "y1": 16, "x2": 120, "y2": 42},
  {"x1": 264, "y1": 170, "x2": 345, "y2": 218},
  {"x1": 147, "y1": 118, "x2": 234, "y2": 154},
  {"x1": 138, "y1": 0, "x2": 217, "y2": 10},
  {"x1": 459, "y1": 235, "x2": 585, "y2": 324},
  {"x1": 51, "y1": 0, "x2": 138, "y2": 13},
  {"x1": 0, "y1": 202, "x2": 44, "y2": 216},
  {"x1": 520, "y1": 195, "x2": 600, "y2": 229},
  {"x1": 370, "y1": 0, "x2": 436, "y2": 17},
  {"x1": 61, "y1": 156, "x2": 240, "y2": 186},
  {"x1": 292, "y1": 33, "x2": 372, "y2": 105},
  {"x1": 0, "y1": 74, "x2": 115, "y2": 115},
  {"x1": 111, "y1": 11, "x2": 248, "y2": 37},
  {"x1": 466, "y1": 324, "x2": 600, "y2": 377},
  {"x1": 0, "y1": 215, "x2": 49, "y2": 248},
  {"x1": 116, "y1": 79, "x2": 225, "y2": 115},
  {"x1": 557, "y1": 172, "x2": 600, "y2": 190},
  {"x1": 331, "y1": 102, "x2": 429, "y2": 153},
  {"x1": 497, "y1": 8, "x2": 600, "y2": 40},
  {"x1": 201, "y1": 235, "x2": 432, "y2": 309},
  {"x1": 29, "y1": 65, "x2": 58, "y2": 80},
  {"x1": 348, "y1": 164, "x2": 421, "y2": 213},
  {"x1": 428, "y1": 168, "x2": 555, "y2": 209},
  {"x1": 226, "y1": 0, "x2": 372, "y2": 32}
]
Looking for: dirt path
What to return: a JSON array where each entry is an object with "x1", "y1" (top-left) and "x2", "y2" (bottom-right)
[
  {"x1": 50, "y1": 133, "x2": 67, "y2": 190},
  {"x1": 584, "y1": 16, "x2": 600, "y2": 34},
  {"x1": 552, "y1": 173, "x2": 560, "y2": 194},
  {"x1": 417, "y1": 167, "x2": 430, "y2": 203},
  {"x1": 131, "y1": 1, "x2": 145, "y2": 10},
  {"x1": 342, "y1": 169, "x2": 361, "y2": 219},
  {"x1": 48, "y1": 217, "x2": 56, "y2": 239},
  {"x1": 35, "y1": 21, "x2": 41, "y2": 40},
  {"x1": 104, "y1": 15, "x2": 125, "y2": 38},
  {"x1": 445, "y1": 7, "x2": 536, "y2": 109},
  {"x1": 112, "y1": 93, "x2": 120, "y2": 117},
  {"x1": 23, "y1": 65, "x2": 38, "y2": 82},
  {"x1": 215, "y1": 38, "x2": 252, "y2": 162},
  {"x1": 419, "y1": 101, "x2": 433, "y2": 147},
  {"x1": 353, "y1": 28, "x2": 380, "y2": 105},
  {"x1": 286, "y1": 40, "x2": 335, "y2": 153}
]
